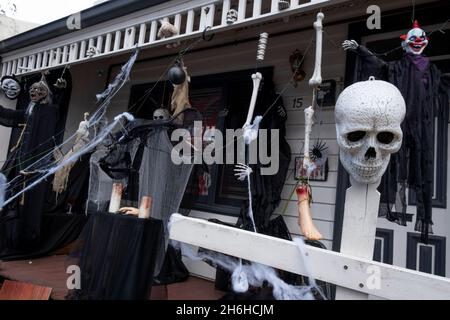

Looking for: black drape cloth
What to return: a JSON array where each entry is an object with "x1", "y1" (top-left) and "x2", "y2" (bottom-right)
[
  {"x1": 43, "y1": 153, "x2": 92, "y2": 215},
  {"x1": 0, "y1": 213, "x2": 88, "y2": 261},
  {"x1": 354, "y1": 46, "x2": 450, "y2": 243},
  {"x1": 0, "y1": 69, "x2": 72, "y2": 255},
  {"x1": 67, "y1": 212, "x2": 164, "y2": 300}
]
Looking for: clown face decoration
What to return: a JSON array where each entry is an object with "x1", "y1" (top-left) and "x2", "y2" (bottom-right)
[
  {"x1": 153, "y1": 108, "x2": 171, "y2": 120},
  {"x1": 335, "y1": 77, "x2": 406, "y2": 185},
  {"x1": 1, "y1": 76, "x2": 21, "y2": 100},
  {"x1": 401, "y1": 20, "x2": 429, "y2": 55},
  {"x1": 29, "y1": 81, "x2": 50, "y2": 103}
]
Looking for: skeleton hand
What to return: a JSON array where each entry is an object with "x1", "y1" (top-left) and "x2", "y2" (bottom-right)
[
  {"x1": 234, "y1": 163, "x2": 252, "y2": 181},
  {"x1": 342, "y1": 40, "x2": 359, "y2": 51},
  {"x1": 118, "y1": 207, "x2": 139, "y2": 216}
]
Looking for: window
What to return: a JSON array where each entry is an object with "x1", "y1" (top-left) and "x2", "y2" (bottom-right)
[{"x1": 128, "y1": 67, "x2": 274, "y2": 216}]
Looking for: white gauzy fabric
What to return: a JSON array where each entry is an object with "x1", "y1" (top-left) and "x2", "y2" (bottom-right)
[{"x1": 138, "y1": 127, "x2": 194, "y2": 274}]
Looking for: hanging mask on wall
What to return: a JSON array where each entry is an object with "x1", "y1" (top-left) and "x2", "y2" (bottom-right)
[
  {"x1": 400, "y1": 20, "x2": 429, "y2": 55},
  {"x1": 29, "y1": 79, "x2": 50, "y2": 104},
  {"x1": 153, "y1": 108, "x2": 171, "y2": 120},
  {"x1": 289, "y1": 49, "x2": 306, "y2": 87},
  {"x1": 1, "y1": 75, "x2": 21, "y2": 100}
]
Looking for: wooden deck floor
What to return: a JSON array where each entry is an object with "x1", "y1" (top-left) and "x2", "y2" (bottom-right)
[{"x1": 0, "y1": 255, "x2": 225, "y2": 300}]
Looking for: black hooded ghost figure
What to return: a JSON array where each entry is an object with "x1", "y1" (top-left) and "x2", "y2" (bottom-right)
[
  {"x1": 343, "y1": 20, "x2": 450, "y2": 243},
  {"x1": 0, "y1": 75, "x2": 59, "y2": 255}
]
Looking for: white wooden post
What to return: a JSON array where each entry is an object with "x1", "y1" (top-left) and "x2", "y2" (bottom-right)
[
  {"x1": 335, "y1": 179, "x2": 381, "y2": 299},
  {"x1": 238, "y1": 0, "x2": 246, "y2": 21},
  {"x1": 149, "y1": 21, "x2": 158, "y2": 42},
  {"x1": 221, "y1": 0, "x2": 230, "y2": 25},
  {"x1": 105, "y1": 34, "x2": 112, "y2": 53}
]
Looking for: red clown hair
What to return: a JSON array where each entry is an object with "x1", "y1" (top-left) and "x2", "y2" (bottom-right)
[{"x1": 400, "y1": 20, "x2": 424, "y2": 41}]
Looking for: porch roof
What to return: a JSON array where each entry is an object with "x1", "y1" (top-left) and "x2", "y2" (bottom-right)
[
  {"x1": 0, "y1": 0, "x2": 170, "y2": 55},
  {"x1": 0, "y1": 0, "x2": 347, "y2": 77}
]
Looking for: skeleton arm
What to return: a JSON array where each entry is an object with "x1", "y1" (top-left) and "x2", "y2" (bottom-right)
[{"x1": 342, "y1": 39, "x2": 388, "y2": 70}]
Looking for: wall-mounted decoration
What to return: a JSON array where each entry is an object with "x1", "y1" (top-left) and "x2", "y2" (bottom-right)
[
  {"x1": 295, "y1": 156, "x2": 328, "y2": 181},
  {"x1": 289, "y1": 49, "x2": 306, "y2": 87},
  {"x1": 317, "y1": 79, "x2": 336, "y2": 107},
  {"x1": 295, "y1": 140, "x2": 329, "y2": 181}
]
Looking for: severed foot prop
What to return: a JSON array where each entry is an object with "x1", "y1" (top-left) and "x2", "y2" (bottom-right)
[{"x1": 296, "y1": 183, "x2": 323, "y2": 241}]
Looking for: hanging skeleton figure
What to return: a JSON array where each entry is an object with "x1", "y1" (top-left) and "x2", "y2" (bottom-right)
[
  {"x1": 342, "y1": 20, "x2": 450, "y2": 243},
  {"x1": 295, "y1": 13, "x2": 325, "y2": 241},
  {"x1": 0, "y1": 74, "x2": 58, "y2": 253},
  {"x1": 52, "y1": 112, "x2": 91, "y2": 195}
]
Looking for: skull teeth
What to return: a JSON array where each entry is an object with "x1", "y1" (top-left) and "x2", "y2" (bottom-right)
[{"x1": 353, "y1": 163, "x2": 382, "y2": 177}]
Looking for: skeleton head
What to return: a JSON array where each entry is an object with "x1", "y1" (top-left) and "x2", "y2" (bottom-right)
[
  {"x1": 335, "y1": 78, "x2": 406, "y2": 185},
  {"x1": 400, "y1": 20, "x2": 428, "y2": 55},
  {"x1": 153, "y1": 108, "x2": 171, "y2": 120},
  {"x1": 226, "y1": 9, "x2": 238, "y2": 24},
  {"x1": 1, "y1": 76, "x2": 21, "y2": 100},
  {"x1": 29, "y1": 80, "x2": 50, "y2": 103}
]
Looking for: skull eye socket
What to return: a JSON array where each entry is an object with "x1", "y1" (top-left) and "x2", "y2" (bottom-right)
[
  {"x1": 377, "y1": 132, "x2": 394, "y2": 144},
  {"x1": 347, "y1": 131, "x2": 366, "y2": 142}
]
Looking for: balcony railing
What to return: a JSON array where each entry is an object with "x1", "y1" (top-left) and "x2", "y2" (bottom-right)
[{"x1": 0, "y1": 0, "x2": 339, "y2": 76}]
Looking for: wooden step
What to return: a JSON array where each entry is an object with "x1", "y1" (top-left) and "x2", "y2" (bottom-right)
[{"x1": 0, "y1": 279, "x2": 52, "y2": 300}]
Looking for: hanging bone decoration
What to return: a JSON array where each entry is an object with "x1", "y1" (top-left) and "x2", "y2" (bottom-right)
[
  {"x1": 256, "y1": 33, "x2": 269, "y2": 61},
  {"x1": 234, "y1": 33, "x2": 268, "y2": 233},
  {"x1": 297, "y1": 12, "x2": 325, "y2": 241}
]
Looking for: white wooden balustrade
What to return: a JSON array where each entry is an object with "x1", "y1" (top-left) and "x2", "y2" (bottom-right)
[
  {"x1": 0, "y1": 0, "x2": 346, "y2": 77},
  {"x1": 169, "y1": 214, "x2": 450, "y2": 300}
]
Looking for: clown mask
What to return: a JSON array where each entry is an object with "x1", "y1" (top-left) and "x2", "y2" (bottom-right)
[{"x1": 401, "y1": 20, "x2": 429, "y2": 55}]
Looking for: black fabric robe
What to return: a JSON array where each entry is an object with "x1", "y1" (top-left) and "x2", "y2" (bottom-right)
[
  {"x1": 0, "y1": 101, "x2": 58, "y2": 255},
  {"x1": 354, "y1": 46, "x2": 450, "y2": 243}
]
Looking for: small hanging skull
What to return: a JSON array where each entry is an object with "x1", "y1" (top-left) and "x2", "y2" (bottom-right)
[
  {"x1": 335, "y1": 77, "x2": 406, "y2": 185},
  {"x1": 153, "y1": 108, "x2": 171, "y2": 121},
  {"x1": 226, "y1": 9, "x2": 238, "y2": 24},
  {"x1": 1, "y1": 75, "x2": 21, "y2": 100},
  {"x1": 29, "y1": 79, "x2": 50, "y2": 104}
]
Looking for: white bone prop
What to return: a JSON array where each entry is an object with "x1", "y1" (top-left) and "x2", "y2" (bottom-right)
[
  {"x1": 302, "y1": 12, "x2": 324, "y2": 173},
  {"x1": 138, "y1": 196, "x2": 152, "y2": 219},
  {"x1": 256, "y1": 33, "x2": 269, "y2": 61},
  {"x1": 242, "y1": 72, "x2": 262, "y2": 143},
  {"x1": 108, "y1": 183, "x2": 123, "y2": 213},
  {"x1": 308, "y1": 12, "x2": 324, "y2": 88}
]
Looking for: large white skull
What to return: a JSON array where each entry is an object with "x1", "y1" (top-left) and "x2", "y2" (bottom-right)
[{"x1": 335, "y1": 78, "x2": 406, "y2": 185}]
